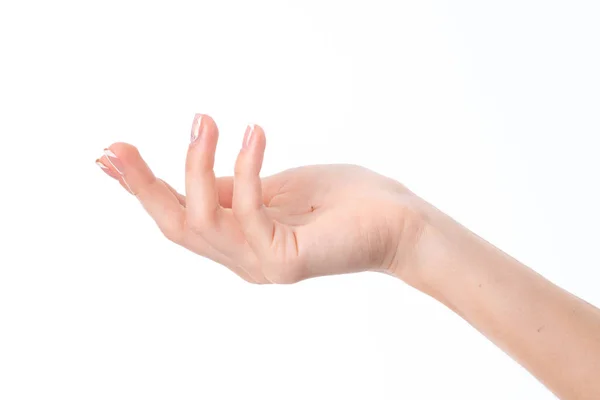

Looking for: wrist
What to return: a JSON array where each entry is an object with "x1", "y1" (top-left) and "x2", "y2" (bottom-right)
[
  {"x1": 392, "y1": 199, "x2": 518, "y2": 315},
  {"x1": 386, "y1": 197, "x2": 483, "y2": 298}
]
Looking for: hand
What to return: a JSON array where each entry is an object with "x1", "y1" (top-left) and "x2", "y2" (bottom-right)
[
  {"x1": 96, "y1": 115, "x2": 600, "y2": 398},
  {"x1": 96, "y1": 114, "x2": 427, "y2": 284}
]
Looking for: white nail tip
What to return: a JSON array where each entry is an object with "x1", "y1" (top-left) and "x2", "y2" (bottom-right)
[
  {"x1": 192, "y1": 115, "x2": 203, "y2": 142},
  {"x1": 103, "y1": 149, "x2": 123, "y2": 174},
  {"x1": 96, "y1": 161, "x2": 108, "y2": 169},
  {"x1": 104, "y1": 149, "x2": 117, "y2": 158}
]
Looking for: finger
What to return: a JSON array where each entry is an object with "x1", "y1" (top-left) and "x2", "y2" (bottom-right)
[
  {"x1": 96, "y1": 152, "x2": 133, "y2": 194},
  {"x1": 98, "y1": 142, "x2": 185, "y2": 243},
  {"x1": 98, "y1": 142, "x2": 262, "y2": 283},
  {"x1": 215, "y1": 176, "x2": 234, "y2": 208},
  {"x1": 185, "y1": 116, "x2": 252, "y2": 261},
  {"x1": 185, "y1": 114, "x2": 222, "y2": 232},
  {"x1": 155, "y1": 177, "x2": 234, "y2": 208},
  {"x1": 233, "y1": 124, "x2": 273, "y2": 256},
  {"x1": 160, "y1": 179, "x2": 186, "y2": 206}
]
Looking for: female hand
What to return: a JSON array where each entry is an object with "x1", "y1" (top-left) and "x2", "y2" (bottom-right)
[
  {"x1": 97, "y1": 114, "x2": 600, "y2": 399},
  {"x1": 96, "y1": 114, "x2": 428, "y2": 285}
]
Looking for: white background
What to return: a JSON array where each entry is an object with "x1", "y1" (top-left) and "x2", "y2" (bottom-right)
[{"x1": 1, "y1": 0, "x2": 599, "y2": 398}]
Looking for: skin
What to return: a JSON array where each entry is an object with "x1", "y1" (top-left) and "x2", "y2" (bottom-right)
[{"x1": 97, "y1": 114, "x2": 600, "y2": 399}]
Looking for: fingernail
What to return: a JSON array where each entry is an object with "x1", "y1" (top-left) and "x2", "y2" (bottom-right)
[
  {"x1": 191, "y1": 114, "x2": 203, "y2": 143},
  {"x1": 243, "y1": 124, "x2": 255, "y2": 149},
  {"x1": 103, "y1": 149, "x2": 124, "y2": 175},
  {"x1": 96, "y1": 159, "x2": 120, "y2": 180}
]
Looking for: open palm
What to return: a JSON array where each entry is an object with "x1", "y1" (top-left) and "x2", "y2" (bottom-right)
[{"x1": 97, "y1": 115, "x2": 421, "y2": 284}]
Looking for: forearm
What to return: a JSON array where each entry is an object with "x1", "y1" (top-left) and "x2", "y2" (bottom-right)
[{"x1": 406, "y1": 206, "x2": 600, "y2": 399}]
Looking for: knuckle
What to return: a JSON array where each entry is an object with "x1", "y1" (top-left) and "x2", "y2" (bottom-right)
[
  {"x1": 185, "y1": 210, "x2": 218, "y2": 235},
  {"x1": 237, "y1": 262, "x2": 270, "y2": 285},
  {"x1": 186, "y1": 219, "x2": 206, "y2": 236},
  {"x1": 185, "y1": 161, "x2": 194, "y2": 175},
  {"x1": 242, "y1": 276, "x2": 269, "y2": 285},
  {"x1": 233, "y1": 161, "x2": 247, "y2": 176},
  {"x1": 160, "y1": 222, "x2": 184, "y2": 243},
  {"x1": 262, "y1": 259, "x2": 303, "y2": 284}
]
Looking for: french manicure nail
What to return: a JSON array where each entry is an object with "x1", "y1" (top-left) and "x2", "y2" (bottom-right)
[
  {"x1": 243, "y1": 124, "x2": 255, "y2": 149},
  {"x1": 191, "y1": 114, "x2": 203, "y2": 143},
  {"x1": 96, "y1": 159, "x2": 120, "y2": 180},
  {"x1": 103, "y1": 149, "x2": 124, "y2": 175}
]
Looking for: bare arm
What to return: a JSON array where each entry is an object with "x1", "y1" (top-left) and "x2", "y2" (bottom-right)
[{"x1": 402, "y1": 204, "x2": 600, "y2": 399}]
